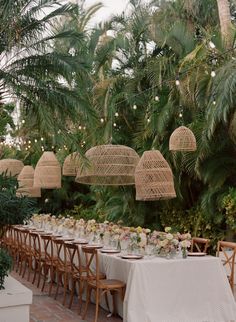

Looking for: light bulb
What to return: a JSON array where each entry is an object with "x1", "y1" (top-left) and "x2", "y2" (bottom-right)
[
  {"x1": 211, "y1": 70, "x2": 216, "y2": 77},
  {"x1": 175, "y1": 79, "x2": 180, "y2": 86},
  {"x1": 41, "y1": 137, "x2": 44, "y2": 141},
  {"x1": 78, "y1": 125, "x2": 82, "y2": 130},
  {"x1": 34, "y1": 139, "x2": 37, "y2": 143},
  {"x1": 115, "y1": 112, "x2": 119, "y2": 117},
  {"x1": 52, "y1": 145, "x2": 54, "y2": 149},
  {"x1": 83, "y1": 141, "x2": 86, "y2": 144},
  {"x1": 113, "y1": 123, "x2": 117, "y2": 127},
  {"x1": 22, "y1": 119, "x2": 25, "y2": 124},
  {"x1": 147, "y1": 118, "x2": 150, "y2": 123},
  {"x1": 28, "y1": 140, "x2": 31, "y2": 144},
  {"x1": 209, "y1": 41, "x2": 216, "y2": 49},
  {"x1": 83, "y1": 126, "x2": 86, "y2": 130},
  {"x1": 155, "y1": 96, "x2": 159, "y2": 101},
  {"x1": 179, "y1": 112, "x2": 183, "y2": 118},
  {"x1": 100, "y1": 118, "x2": 104, "y2": 123},
  {"x1": 213, "y1": 100, "x2": 216, "y2": 105},
  {"x1": 133, "y1": 104, "x2": 137, "y2": 110}
]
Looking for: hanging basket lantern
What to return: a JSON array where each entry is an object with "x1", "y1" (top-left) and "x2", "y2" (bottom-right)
[
  {"x1": 169, "y1": 126, "x2": 196, "y2": 151},
  {"x1": 135, "y1": 150, "x2": 176, "y2": 201},
  {"x1": 63, "y1": 152, "x2": 80, "y2": 177},
  {"x1": 34, "y1": 151, "x2": 61, "y2": 189},
  {"x1": 16, "y1": 166, "x2": 41, "y2": 198},
  {"x1": 0, "y1": 159, "x2": 24, "y2": 177},
  {"x1": 75, "y1": 144, "x2": 140, "y2": 185}
]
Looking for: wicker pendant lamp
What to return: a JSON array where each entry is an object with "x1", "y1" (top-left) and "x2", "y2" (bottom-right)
[
  {"x1": 0, "y1": 159, "x2": 24, "y2": 177},
  {"x1": 75, "y1": 144, "x2": 140, "y2": 185},
  {"x1": 16, "y1": 166, "x2": 41, "y2": 198},
  {"x1": 63, "y1": 152, "x2": 80, "y2": 177},
  {"x1": 169, "y1": 126, "x2": 196, "y2": 151},
  {"x1": 34, "y1": 151, "x2": 61, "y2": 189},
  {"x1": 135, "y1": 150, "x2": 176, "y2": 201}
]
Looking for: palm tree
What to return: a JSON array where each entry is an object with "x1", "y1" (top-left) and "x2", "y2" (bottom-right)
[{"x1": 0, "y1": 0, "x2": 91, "y2": 138}]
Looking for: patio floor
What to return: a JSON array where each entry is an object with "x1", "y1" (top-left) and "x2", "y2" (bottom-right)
[{"x1": 11, "y1": 271, "x2": 122, "y2": 322}]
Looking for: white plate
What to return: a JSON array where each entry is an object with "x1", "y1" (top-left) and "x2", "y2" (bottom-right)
[
  {"x1": 84, "y1": 244, "x2": 103, "y2": 249},
  {"x1": 187, "y1": 252, "x2": 206, "y2": 256},
  {"x1": 121, "y1": 254, "x2": 143, "y2": 260},
  {"x1": 100, "y1": 249, "x2": 121, "y2": 254},
  {"x1": 73, "y1": 239, "x2": 88, "y2": 244}
]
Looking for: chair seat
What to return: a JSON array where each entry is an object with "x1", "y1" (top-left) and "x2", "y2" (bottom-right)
[{"x1": 89, "y1": 278, "x2": 125, "y2": 289}]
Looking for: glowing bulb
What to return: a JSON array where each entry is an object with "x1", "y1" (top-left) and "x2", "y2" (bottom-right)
[
  {"x1": 79, "y1": 125, "x2": 82, "y2": 130},
  {"x1": 41, "y1": 137, "x2": 44, "y2": 141},
  {"x1": 155, "y1": 96, "x2": 159, "y2": 101},
  {"x1": 115, "y1": 112, "x2": 119, "y2": 117},
  {"x1": 52, "y1": 145, "x2": 54, "y2": 149},
  {"x1": 175, "y1": 79, "x2": 180, "y2": 86},
  {"x1": 147, "y1": 118, "x2": 150, "y2": 123},
  {"x1": 83, "y1": 126, "x2": 86, "y2": 130},
  {"x1": 100, "y1": 118, "x2": 104, "y2": 123},
  {"x1": 179, "y1": 112, "x2": 183, "y2": 118},
  {"x1": 22, "y1": 119, "x2": 25, "y2": 124},
  {"x1": 28, "y1": 145, "x2": 31, "y2": 149},
  {"x1": 211, "y1": 70, "x2": 216, "y2": 77},
  {"x1": 133, "y1": 104, "x2": 137, "y2": 110},
  {"x1": 28, "y1": 140, "x2": 31, "y2": 144},
  {"x1": 83, "y1": 141, "x2": 86, "y2": 144},
  {"x1": 213, "y1": 100, "x2": 216, "y2": 105},
  {"x1": 209, "y1": 41, "x2": 216, "y2": 49},
  {"x1": 34, "y1": 139, "x2": 37, "y2": 143},
  {"x1": 113, "y1": 123, "x2": 117, "y2": 127}
]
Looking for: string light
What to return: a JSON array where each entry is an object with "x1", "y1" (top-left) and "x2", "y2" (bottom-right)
[
  {"x1": 147, "y1": 118, "x2": 151, "y2": 123},
  {"x1": 175, "y1": 77, "x2": 180, "y2": 86},
  {"x1": 34, "y1": 139, "x2": 37, "y2": 143},
  {"x1": 211, "y1": 70, "x2": 216, "y2": 77},
  {"x1": 41, "y1": 137, "x2": 44, "y2": 141},
  {"x1": 78, "y1": 125, "x2": 82, "y2": 130},
  {"x1": 100, "y1": 118, "x2": 104, "y2": 123},
  {"x1": 28, "y1": 140, "x2": 31, "y2": 144},
  {"x1": 179, "y1": 112, "x2": 183, "y2": 118},
  {"x1": 113, "y1": 123, "x2": 117, "y2": 127},
  {"x1": 22, "y1": 119, "x2": 25, "y2": 124},
  {"x1": 155, "y1": 96, "x2": 159, "y2": 101},
  {"x1": 83, "y1": 126, "x2": 86, "y2": 130},
  {"x1": 115, "y1": 112, "x2": 119, "y2": 117},
  {"x1": 133, "y1": 104, "x2": 137, "y2": 110}
]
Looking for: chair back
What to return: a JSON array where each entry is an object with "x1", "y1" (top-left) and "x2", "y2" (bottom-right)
[
  {"x1": 217, "y1": 240, "x2": 236, "y2": 291},
  {"x1": 82, "y1": 247, "x2": 100, "y2": 284},
  {"x1": 64, "y1": 242, "x2": 81, "y2": 275},
  {"x1": 191, "y1": 237, "x2": 210, "y2": 253},
  {"x1": 29, "y1": 231, "x2": 42, "y2": 259},
  {"x1": 41, "y1": 234, "x2": 53, "y2": 263},
  {"x1": 18, "y1": 228, "x2": 30, "y2": 250},
  {"x1": 53, "y1": 238, "x2": 66, "y2": 267}
]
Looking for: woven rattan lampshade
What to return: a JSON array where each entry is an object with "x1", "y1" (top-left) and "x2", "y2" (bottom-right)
[
  {"x1": 169, "y1": 126, "x2": 196, "y2": 151},
  {"x1": 63, "y1": 152, "x2": 80, "y2": 177},
  {"x1": 75, "y1": 144, "x2": 140, "y2": 185},
  {"x1": 16, "y1": 166, "x2": 41, "y2": 198},
  {"x1": 34, "y1": 151, "x2": 61, "y2": 189},
  {"x1": 0, "y1": 159, "x2": 24, "y2": 177},
  {"x1": 135, "y1": 150, "x2": 176, "y2": 201}
]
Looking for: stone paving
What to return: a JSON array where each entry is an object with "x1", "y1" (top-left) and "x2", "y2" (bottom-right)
[{"x1": 11, "y1": 271, "x2": 122, "y2": 322}]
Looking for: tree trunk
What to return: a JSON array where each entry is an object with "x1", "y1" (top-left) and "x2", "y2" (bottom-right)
[{"x1": 217, "y1": 0, "x2": 233, "y2": 48}]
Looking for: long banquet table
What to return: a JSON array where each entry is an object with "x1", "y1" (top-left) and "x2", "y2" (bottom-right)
[
  {"x1": 19, "y1": 227, "x2": 236, "y2": 322},
  {"x1": 99, "y1": 253, "x2": 236, "y2": 322}
]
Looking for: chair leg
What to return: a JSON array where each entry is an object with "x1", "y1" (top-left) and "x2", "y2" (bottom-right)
[
  {"x1": 69, "y1": 279, "x2": 75, "y2": 309},
  {"x1": 37, "y1": 261, "x2": 42, "y2": 288},
  {"x1": 49, "y1": 267, "x2": 54, "y2": 296},
  {"x1": 111, "y1": 290, "x2": 117, "y2": 316},
  {"x1": 105, "y1": 291, "x2": 110, "y2": 312},
  {"x1": 82, "y1": 286, "x2": 92, "y2": 320},
  {"x1": 63, "y1": 273, "x2": 68, "y2": 306},
  {"x1": 78, "y1": 280, "x2": 84, "y2": 314},
  {"x1": 94, "y1": 288, "x2": 100, "y2": 322},
  {"x1": 32, "y1": 260, "x2": 37, "y2": 285},
  {"x1": 54, "y1": 271, "x2": 60, "y2": 300}
]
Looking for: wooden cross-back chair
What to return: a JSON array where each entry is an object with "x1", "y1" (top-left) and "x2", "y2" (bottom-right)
[
  {"x1": 40, "y1": 234, "x2": 57, "y2": 296},
  {"x1": 28, "y1": 231, "x2": 44, "y2": 287},
  {"x1": 216, "y1": 241, "x2": 236, "y2": 291},
  {"x1": 64, "y1": 242, "x2": 88, "y2": 312},
  {"x1": 82, "y1": 246, "x2": 126, "y2": 322},
  {"x1": 18, "y1": 228, "x2": 31, "y2": 277},
  {"x1": 191, "y1": 237, "x2": 210, "y2": 253}
]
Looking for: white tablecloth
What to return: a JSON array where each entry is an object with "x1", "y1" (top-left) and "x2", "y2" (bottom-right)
[{"x1": 100, "y1": 254, "x2": 236, "y2": 322}]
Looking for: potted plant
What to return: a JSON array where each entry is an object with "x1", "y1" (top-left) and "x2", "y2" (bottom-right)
[
  {"x1": 0, "y1": 174, "x2": 36, "y2": 289},
  {"x1": 0, "y1": 248, "x2": 12, "y2": 290}
]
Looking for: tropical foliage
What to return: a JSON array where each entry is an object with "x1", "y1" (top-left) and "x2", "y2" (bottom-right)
[{"x1": 1, "y1": 0, "x2": 236, "y2": 244}]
